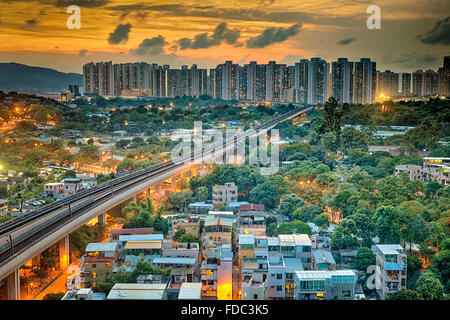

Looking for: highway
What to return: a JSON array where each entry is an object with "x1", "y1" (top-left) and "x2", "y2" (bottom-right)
[{"x1": 0, "y1": 106, "x2": 310, "y2": 282}]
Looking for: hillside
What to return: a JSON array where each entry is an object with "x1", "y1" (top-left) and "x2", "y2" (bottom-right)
[{"x1": 0, "y1": 62, "x2": 82, "y2": 93}]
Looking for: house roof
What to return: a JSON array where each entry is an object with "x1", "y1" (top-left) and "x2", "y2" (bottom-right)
[
  {"x1": 313, "y1": 250, "x2": 336, "y2": 265},
  {"x1": 85, "y1": 242, "x2": 117, "y2": 252},
  {"x1": 124, "y1": 241, "x2": 162, "y2": 250},
  {"x1": 118, "y1": 234, "x2": 164, "y2": 242},
  {"x1": 110, "y1": 228, "x2": 154, "y2": 235},
  {"x1": 178, "y1": 283, "x2": 202, "y2": 300}
]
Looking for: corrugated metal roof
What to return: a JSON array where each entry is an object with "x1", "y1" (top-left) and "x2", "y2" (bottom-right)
[
  {"x1": 124, "y1": 241, "x2": 162, "y2": 250},
  {"x1": 239, "y1": 233, "x2": 255, "y2": 245},
  {"x1": 118, "y1": 234, "x2": 164, "y2": 242},
  {"x1": 85, "y1": 242, "x2": 117, "y2": 252},
  {"x1": 313, "y1": 250, "x2": 336, "y2": 265},
  {"x1": 152, "y1": 257, "x2": 196, "y2": 265},
  {"x1": 178, "y1": 283, "x2": 202, "y2": 300},
  {"x1": 107, "y1": 283, "x2": 166, "y2": 300}
]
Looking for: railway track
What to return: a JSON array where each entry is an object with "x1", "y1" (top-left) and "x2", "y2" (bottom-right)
[{"x1": 0, "y1": 107, "x2": 308, "y2": 270}]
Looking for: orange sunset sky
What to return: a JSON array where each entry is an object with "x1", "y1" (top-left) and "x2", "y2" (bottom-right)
[{"x1": 0, "y1": 0, "x2": 448, "y2": 73}]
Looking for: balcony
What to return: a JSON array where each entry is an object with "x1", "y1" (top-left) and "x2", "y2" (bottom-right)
[{"x1": 384, "y1": 262, "x2": 404, "y2": 271}]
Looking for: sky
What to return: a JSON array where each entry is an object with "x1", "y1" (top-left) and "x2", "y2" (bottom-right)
[{"x1": 0, "y1": 0, "x2": 448, "y2": 73}]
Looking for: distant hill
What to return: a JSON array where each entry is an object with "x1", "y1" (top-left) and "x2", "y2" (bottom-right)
[{"x1": 0, "y1": 62, "x2": 82, "y2": 93}]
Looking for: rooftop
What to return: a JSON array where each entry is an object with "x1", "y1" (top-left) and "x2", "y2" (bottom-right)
[
  {"x1": 239, "y1": 233, "x2": 255, "y2": 245},
  {"x1": 178, "y1": 282, "x2": 202, "y2": 300},
  {"x1": 118, "y1": 234, "x2": 164, "y2": 242},
  {"x1": 313, "y1": 250, "x2": 336, "y2": 265},
  {"x1": 373, "y1": 244, "x2": 404, "y2": 255},
  {"x1": 85, "y1": 242, "x2": 117, "y2": 252},
  {"x1": 107, "y1": 283, "x2": 166, "y2": 300}
]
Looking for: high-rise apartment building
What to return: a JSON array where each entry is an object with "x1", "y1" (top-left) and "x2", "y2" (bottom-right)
[
  {"x1": 378, "y1": 70, "x2": 399, "y2": 98},
  {"x1": 353, "y1": 58, "x2": 376, "y2": 104},
  {"x1": 401, "y1": 73, "x2": 412, "y2": 96}
]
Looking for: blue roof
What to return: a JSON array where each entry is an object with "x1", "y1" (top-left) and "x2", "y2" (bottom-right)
[
  {"x1": 152, "y1": 257, "x2": 196, "y2": 265},
  {"x1": 119, "y1": 234, "x2": 164, "y2": 242},
  {"x1": 313, "y1": 250, "x2": 336, "y2": 265},
  {"x1": 284, "y1": 257, "x2": 304, "y2": 272}
]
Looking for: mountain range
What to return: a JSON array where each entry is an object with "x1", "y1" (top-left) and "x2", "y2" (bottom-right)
[{"x1": 0, "y1": 63, "x2": 82, "y2": 93}]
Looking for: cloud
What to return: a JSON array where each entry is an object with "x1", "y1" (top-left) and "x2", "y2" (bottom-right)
[
  {"x1": 337, "y1": 37, "x2": 356, "y2": 45},
  {"x1": 177, "y1": 22, "x2": 240, "y2": 50},
  {"x1": 417, "y1": 16, "x2": 450, "y2": 45},
  {"x1": 79, "y1": 49, "x2": 88, "y2": 57},
  {"x1": 279, "y1": 54, "x2": 305, "y2": 64},
  {"x1": 0, "y1": 0, "x2": 110, "y2": 8},
  {"x1": 246, "y1": 23, "x2": 301, "y2": 48},
  {"x1": 108, "y1": 23, "x2": 132, "y2": 45},
  {"x1": 381, "y1": 52, "x2": 439, "y2": 69},
  {"x1": 26, "y1": 19, "x2": 37, "y2": 25},
  {"x1": 131, "y1": 35, "x2": 166, "y2": 56}
]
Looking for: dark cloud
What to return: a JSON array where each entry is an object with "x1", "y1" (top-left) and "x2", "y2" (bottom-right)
[
  {"x1": 131, "y1": 35, "x2": 166, "y2": 56},
  {"x1": 246, "y1": 23, "x2": 301, "y2": 48},
  {"x1": 26, "y1": 19, "x2": 37, "y2": 25},
  {"x1": 79, "y1": 49, "x2": 88, "y2": 57},
  {"x1": 0, "y1": 0, "x2": 110, "y2": 8},
  {"x1": 177, "y1": 22, "x2": 240, "y2": 50},
  {"x1": 417, "y1": 16, "x2": 450, "y2": 45},
  {"x1": 108, "y1": 4, "x2": 314, "y2": 24},
  {"x1": 337, "y1": 37, "x2": 356, "y2": 45},
  {"x1": 108, "y1": 23, "x2": 132, "y2": 45},
  {"x1": 382, "y1": 52, "x2": 439, "y2": 69}
]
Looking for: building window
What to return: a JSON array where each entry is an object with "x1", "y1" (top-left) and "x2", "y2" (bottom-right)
[
  {"x1": 254, "y1": 294, "x2": 258, "y2": 299},
  {"x1": 276, "y1": 285, "x2": 282, "y2": 291},
  {"x1": 277, "y1": 274, "x2": 282, "y2": 279}
]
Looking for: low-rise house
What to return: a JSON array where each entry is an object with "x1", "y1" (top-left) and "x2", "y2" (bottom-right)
[
  {"x1": 237, "y1": 206, "x2": 267, "y2": 237},
  {"x1": 81, "y1": 242, "x2": 119, "y2": 288},
  {"x1": 110, "y1": 227, "x2": 154, "y2": 241},
  {"x1": 372, "y1": 244, "x2": 407, "y2": 300},
  {"x1": 294, "y1": 270, "x2": 357, "y2": 300},
  {"x1": 172, "y1": 216, "x2": 201, "y2": 237},
  {"x1": 115, "y1": 233, "x2": 164, "y2": 252},
  {"x1": 212, "y1": 183, "x2": 238, "y2": 207},
  {"x1": 339, "y1": 249, "x2": 358, "y2": 264},
  {"x1": 203, "y1": 217, "x2": 233, "y2": 249},
  {"x1": 312, "y1": 250, "x2": 336, "y2": 271}
]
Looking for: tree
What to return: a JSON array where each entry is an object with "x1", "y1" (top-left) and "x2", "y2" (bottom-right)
[
  {"x1": 43, "y1": 292, "x2": 65, "y2": 300},
  {"x1": 340, "y1": 127, "x2": 368, "y2": 152},
  {"x1": 374, "y1": 206, "x2": 405, "y2": 244},
  {"x1": 331, "y1": 219, "x2": 358, "y2": 249},
  {"x1": 195, "y1": 186, "x2": 209, "y2": 202},
  {"x1": 116, "y1": 139, "x2": 130, "y2": 149},
  {"x1": 416, "y1": 270, "x2": 444, "y2": 300},
  {"x1": 407, "y1": 255, "x2": 422, "y2": 289},
  {"x1": 167, "y1": 191, "x2": 194, "y2": 212},
  {"x1": 312, "y1": 213, "x2": 330, "y2": 230},
  {"x1": 354, "y1": 247, "x2": 375, "y2": 271},
  {"x1": 431, "y1": 249, "x2": 450, "y2": 293},
  {"x1": 122, "y1": 197, "x2": 155, "y2": 228},
  {"x1": 278, "y1": 194, "x2": 304, "y2": 218},
  {"x1": 250, "y1": 181, "x2": 282, "y2": 209},
  {"x1": 276, "y1": 220, "x2": 311, "y2": 235},
  {"x1": 386, "y1": 290, "x2": 422, "y2": 300}
]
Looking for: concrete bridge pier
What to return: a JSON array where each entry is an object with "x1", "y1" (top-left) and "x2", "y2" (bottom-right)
[
  {"x1": 7, "y1": 269, "x2": 20, "y2": 300},
  {"x1": 98, "y1": 213, "x2": 106, "y2": 224},
  {"x1": 59, "y1": 235, "x2": 69, "y2": 272},
  {"x1": 157, "y1": 183, "x2": 162, "y2": 200}
]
